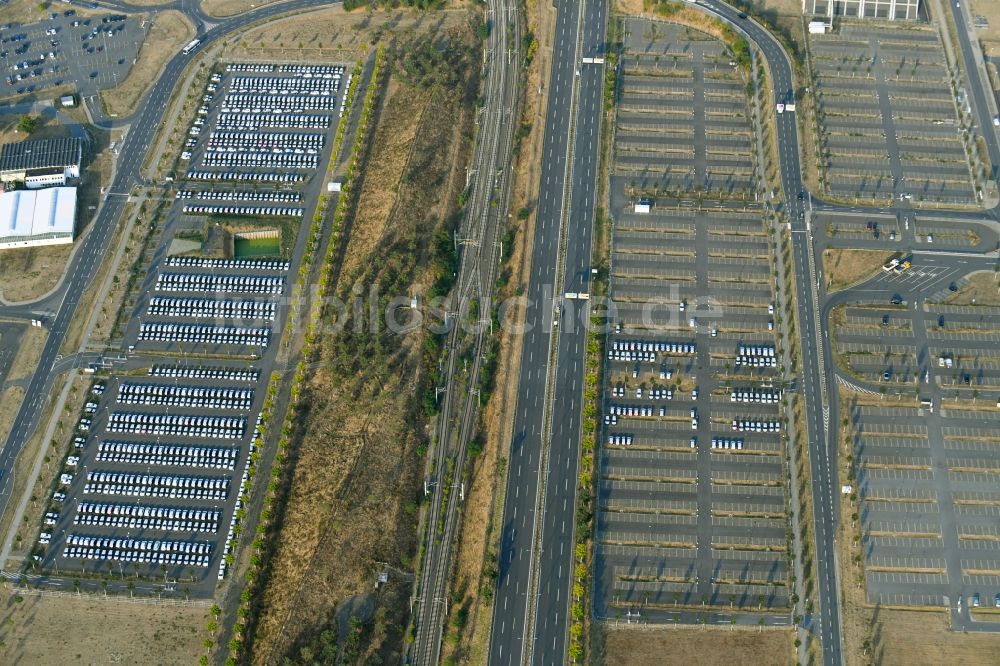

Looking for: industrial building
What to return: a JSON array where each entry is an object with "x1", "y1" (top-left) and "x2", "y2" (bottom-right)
[
  {"x1": 0, "y1": 187, "x2": 77, "y2": 249},
  {"x1": 0, "y1": 137, "x2": 83, "y2": 189},
  {"x1": 804, "y1": 0, "x2": 920, "y2": 20}
]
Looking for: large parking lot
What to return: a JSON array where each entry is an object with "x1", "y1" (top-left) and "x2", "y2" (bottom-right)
[
  {"x1": 614, "y1": 20, "x2": 754, "y2": 198},
  {"x1": 594, "y1": 19, "x2": 790, "y2": 622},
  {"x1": 33, "y1": 62, "x2": 351, "y2": 592},
  {"x1": 836, "y1": 297, "x2": 1000, "y2": 609},
  {"x1": 1, "y1": 12, "x2": 143, "y2": 97},
  {"x1": 809, "y1": 23, "x2": 977, "y2": 204}
]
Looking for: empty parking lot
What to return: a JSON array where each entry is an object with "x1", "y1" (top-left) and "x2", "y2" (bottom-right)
[
  {"x1": 595, "y1": 19, "x2": 790, "y2": 623},
  {"x1": 836, "y1": 296, "x2": 1000, "y2": 609},
  {"x1": 809, "y1": 23, "x2": 978, "y2": 204}
]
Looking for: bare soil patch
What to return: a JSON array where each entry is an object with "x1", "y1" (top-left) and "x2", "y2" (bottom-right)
[
  {"x1": 0, "y1": 244, "x2": 74, "y2": 304},
  {"x1": 598, "y1": 625, "x2": 794, "y2": 665},
  {"x1": 99, "y1": 11, "x2": 195, "y2": 118},
  {"x1": 0, "y1": 591, "x2": 207, "y2": 665},
  {"x1": 822, "y1": 248, "x2": 895, "y2": 291},
  {"x1": 943, "y1": 271, "x2": 1000, "y2": 306}
]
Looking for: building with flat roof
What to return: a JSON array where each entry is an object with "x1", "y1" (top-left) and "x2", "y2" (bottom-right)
[
  {"x1": 804, "y1": 0, "x2": 920, "y2": 20},
  {"x1": 0, "y1": 187, "x2": 76, "y2": 249},
  {"x1": 0, "y1": 137, "x2": 83, "y2": 189}
]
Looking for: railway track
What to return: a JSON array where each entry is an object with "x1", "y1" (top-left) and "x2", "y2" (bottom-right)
[{"x1": 409, "y1": 2, "x2": 522, "y2": 664}]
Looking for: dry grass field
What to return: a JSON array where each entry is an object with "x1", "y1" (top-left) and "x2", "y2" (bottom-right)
[
  {"x1": 99, "y1": 11, "x2": 195, "y2": 118},
  {"x1": 598, "y1": 626, "x2": 795, "y2": 665},
  {"x1": 221, "y1": 5, "x2": 472, "y2": 61},
  {"x1": 944, "y1": 271, "x2": 1000, "y2": 306},
  {"x1": 0, "y1": 0, "x2": 104, "y2": 24},
  {"x1": 0, "y1": 592, "x2": 208, "y2": 665},
  {"x1": 201, "y1": 0, "x2": 282, "y2": 17},
  {"x1": 0, "y1": 244, "x2": 74, "y2": 304},
  {"x1": 245, "y1": 18, "x2": 481, "y2": 665},
  {"x1": 971, "y1": 0, "x2": 1000, "y2": 55},
  {"x1": 822, "y1": 249, "x2": 895, "y2": 291}
]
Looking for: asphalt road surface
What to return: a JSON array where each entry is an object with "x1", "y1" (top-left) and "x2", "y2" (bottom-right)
[
  {"x1": 487, "y1": 0, "x2": 606, "y2": 662},
  {"x1": 696, "y1": 3, "x2": 844, "y2": 664}
]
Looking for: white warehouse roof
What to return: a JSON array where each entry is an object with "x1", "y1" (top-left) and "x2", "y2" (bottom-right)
[{"x1": 0, "y1": 187, "x2": 76, "y2": 247}]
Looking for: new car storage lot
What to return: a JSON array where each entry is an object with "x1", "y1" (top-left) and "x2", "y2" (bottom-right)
[
  {"x1": 32, "y1": 62, "x2": 349, "y2": 593},
  {"x1": 594, "y1": 19, "x2": 790, "y2": 622},
  {"x1": 836, "y1": 295, "x2": 1000, "y2": 610},
  {"x1": 809, "y1": 22, "x2": 977, "y2": 204}
]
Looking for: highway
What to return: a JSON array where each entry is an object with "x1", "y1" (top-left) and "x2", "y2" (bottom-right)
[
  {"x1": 409, "y1": 0, "x2": 521, "y2": 663},
  {"x1": 0, "y1": 0, "x2": 346, "y2": 549},
  {"x1": 487, "y1": 0, "x2": 606, "y2": 663}
]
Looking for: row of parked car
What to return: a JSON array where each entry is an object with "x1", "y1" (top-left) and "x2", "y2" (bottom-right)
[
  {"x1": 612, "y1": 340, "x2": 697, "y2": 355},
  {"x1": 155, "y1": 272, "x2": 285, "y2": 294},
  {"x1": 176, "y1": 189, "x2": 301, "y2": 202},
  {"x1": 148, "y1": 297, "x2": 276, "y2": 322},
  {"x1": 223, "y1": 90, "x2": 340, "y2": 108},
  {"x1": 182, "y1": 204, "x2": 304, "y2": 217},
  {"x1": 607, "y1": 434, "x2": 634, "y2": 446},
  {"x1": 138, "y1": 323, "x2": 271, "y2": 347},
  {"x1": 75, "y1": 502, "x2": 221, "y2": 532},
  {"x1": 202, "y1": 152, "x2": 317, "y2": 168},
  {"x1": 737, "y1": 345, "x2": 776, "y2": 357},
  {"x1": 607, "y1": 404, "x2": 666, "y2": 419},
  {"x1": 185, "y1": 170, "x2": 305, "y2": 183},
  {"x1": 735, "y1": 355, "x2": 778, "y2": 368},
  {"x1": 731, "y1": 419, "x2": 781, "y2": 433},
  {"x1": 710, "y1": 437, "x2": 745, "y2": 450},
  {"x1": 229, "y1": 76, "x2": 341, "y2": 94},
  {"x1": 96, "y1": 441, "x2": 239, "y2": 471},
  {"x1": 84, "y1": 471, "x2": 230, "y2": 495},
  {"x1": 278, "y1": 63, "x2": 345, "y2": 76},
  {"x1": 208, "y1": 130, "x2": 325, "y2": 149},
  {"x1": 730, "y1": 390, "x2": 781, "y2": 404},
  {"x1": 219, "y1": 412, "x2": 264, "y2": 581},
  {"x1": 164, "y1": 256, "x2": 289, "y2": 271},
  {"x1": 117, "y1": 383, "x2": 255, "y2": 410},
  {"x1": 63, "y1": 535, "x2": 212, "y2": 567},
  {"x1": 147, "y1": 364, "x2": 260, "y2": 382},
  {"x1": 106, "y1": 412, "x2": 246, "y2": 439},
  {"x1": 226, "y1": 63, "x2": 275, "y2": 73},
  {"x1": 216, "y1": 112, "x2": 331, "y2": 130}
]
